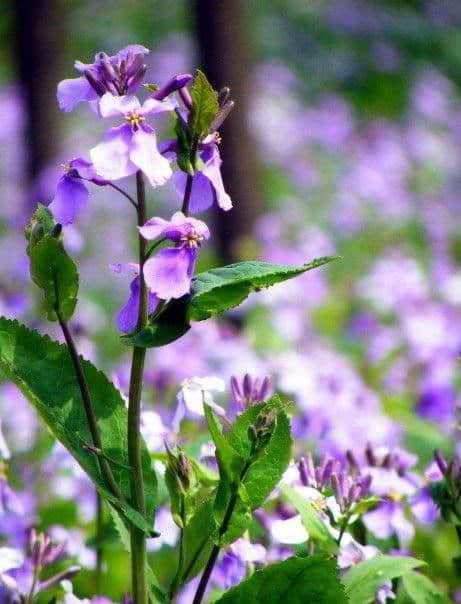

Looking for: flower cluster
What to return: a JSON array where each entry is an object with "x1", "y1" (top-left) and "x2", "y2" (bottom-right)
[{"x1": 49, "y1": 45, "x2": 233, "y2": 333}]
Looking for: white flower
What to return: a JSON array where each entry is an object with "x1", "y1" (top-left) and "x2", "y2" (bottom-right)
[
  {"x1": 0, "y1": 547, "x2": 23, "y2": 591},
  {"x1": 173, "y1": 376, "x2": 226, "y2": 428},
  {"x1": 270, "y1": 514, "x2": 308, "y2": 545}
]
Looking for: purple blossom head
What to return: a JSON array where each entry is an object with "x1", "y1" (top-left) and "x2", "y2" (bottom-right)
[
  {"x1": 140, "y1": 212, "x2": 210, "y2": 299},
  {"x1": 48, "y1": 157, "x2": 106, "y2": 225},
  {"x1": 90, "y1": 94, "x2": 176, "y2": 186},
  {"x1": 230, "y1": 374, "x2": 271, "y2": 410},
  {"x1": 57, "y1": 45, "x2": 149, "y2": 112}
]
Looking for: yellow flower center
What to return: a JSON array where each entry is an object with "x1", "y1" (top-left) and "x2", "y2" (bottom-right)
[
  {"x1": 181, "y1": 230, "x2": 203, "y2": 248},
  {"x1": 125, "y1": 111, "x2": 145, "y2": 128}
]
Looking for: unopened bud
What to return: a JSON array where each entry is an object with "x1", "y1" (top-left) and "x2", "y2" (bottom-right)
[
  {"x1": 51, "y1": 223, "x2": 62, "y2": 238},
  {"x1": 153, "y1": 73, "x2": 193, "y2": 101},
  {"x1": 83, "y1": 69, "x2": 106, "y2": 96},
  {"x1": 434, "y1": 450, "x2": 448, "y2": 475}
]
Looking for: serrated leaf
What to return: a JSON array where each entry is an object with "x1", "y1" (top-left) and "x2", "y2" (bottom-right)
[
  {"x1": 215, "y1": 555, "x2": 347, "y2": 604},
  {"x1": 189, "y1": 257, "x2": 338, "y2": 321},
  {"x1": 281, "y1": 484, "x2": 338, "y2": 554},
  {"x1": 342, "y1": 555, "x2": 425, "y2": 604},
  {"x1": 189, "y1": 69, "x2": 219, "y2": 139},
  {"x1": 174, "y1": 115, "x2": 195, "y2": 175},
  {"x1": 351, "y1": 496, "x2": 381, "y2": 515},
  {"x1": 227, "y1": 398, "x2": 293, "y2": 509},
  {"x1": 25, "y1": 204, "x2": 56, "y2": 248},
  {"x1": 29, "y1": 235, "x2": 78, "y2": 321},
  {"x1": 123, "y1": 297, "x2": 190, "y2": 348},
  {"x1": 0, "y1": 318, "x2": 156, "y2": 534},
  {"x1": 402, "y1": 571, "x2": 451, "y2": 604}
]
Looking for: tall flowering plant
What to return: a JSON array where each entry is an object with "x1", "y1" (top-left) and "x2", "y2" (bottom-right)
[{"x1": 0, "y1": 44, "x2": 449, "y2": 604}]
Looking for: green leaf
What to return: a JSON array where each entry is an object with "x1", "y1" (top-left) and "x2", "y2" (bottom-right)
[
  {"x1": 351, "y1": 496, "x2": 381, "y2": 515},
  {"x1": 215, "y1": 555, "x2": 348, "y2": 603},
  {"x1": 281, "y1": 484, "x2": 338, "y2": 554},
  {"x1": 174, "y1": 115, "x2": 195, "y2": 175},
  {"x1": 204, "y1": 403, "x2": 245, "y2": 481},
  {"x1": 189, "y1": 69, "x2": 219, "y2": 139},
  {"x1": 227, "y1": 398, "x2": 293, "y2": 509},
  {"x1": 342, "y1": 555, "x2": 425, "y2": 604},
  {"x1": 402, "y1": 572, "x2": 451, "y2": 604},
  {"x1": 123, "y1": 297, "x2": 190, "y2": 348},
  {"x1": 189, "y1": 258, "x2": 338, "y2": 321},
  {"x1": 25, "y1": 204, "x2": 55, "y2": 248},
  {"x1": 181, "y1": 496, "x2": 217, "y2": 583},
  {"x1": 29, "y1": 235, "x2": 79, "y2": 321},
  {"x1": 0, "y1": 318, "x2": 156, "y2": 534}
]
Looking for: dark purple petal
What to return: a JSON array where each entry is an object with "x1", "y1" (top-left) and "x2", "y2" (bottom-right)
[{"x1": 116, "y1": 276, "x2": 159, "y2": 333}]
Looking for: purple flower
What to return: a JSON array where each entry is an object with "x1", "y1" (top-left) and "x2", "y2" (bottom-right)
[
  {"x1": 139, "y1": 211, "x2": 210, "y2": 299},
  {"x1": 57, "y1": 45, "x2": 149, "y2": 112},
  {"x1": 90, "y1": 94, "x2": 175, "y2": 186},
  {"x1": 111, "y1": 263, "x2": 159, "y2": 333},
  {"x1": 48, "y1": 158, "x2": 106, "y2": 225},
  {"x1": 169, "y1": 135, "x2": 232, "y2": 213}
]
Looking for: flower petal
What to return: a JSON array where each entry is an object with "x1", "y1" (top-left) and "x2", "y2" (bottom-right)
[
  {"x1": 48, "y1": 175, "x2": 88, "y2": 225},
  {"x1": 116, "y1": 276, "x2": 159, "y2": 333},
  {"x1": 140, "y1": 96, "x2": 177, "y2": 116},
  {"x1": 90, "y1": 124, "x2": 136, "y2": 182},
  {"x1": 98, "y1": 93, "x2": 141, "y2": 118},
  {"x1": 143, "y1": 246, "x2": 195, "y2": 299},
  {"x1": 173, "y1": 171, "x2": 215, "y2": 213},
  {"x1": 129, "y1": 125, "x2": 172, "y2": 187},
  {"x1": 138, "y1": 216, "x2": 171, "y2": 240},
  {"x1": 201, "y1": 145, "x2": 232, "y2": 211},
  {"x1": 57, "y1": 77, "x2": 98, "y2": 112}
]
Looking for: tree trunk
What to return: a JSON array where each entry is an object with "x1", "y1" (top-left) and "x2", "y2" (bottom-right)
[{"x1": 194, "y1": 0, "x2": 262, "y2": 263}]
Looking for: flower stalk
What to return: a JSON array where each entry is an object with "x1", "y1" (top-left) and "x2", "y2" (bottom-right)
[{"x1": 127, "y1": 170, "x2": 149, "y2": 604}]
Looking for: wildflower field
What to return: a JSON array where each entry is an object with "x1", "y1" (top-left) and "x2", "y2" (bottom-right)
[{"x1": 0, "y1": 2, "x2": 460, "y2": 603}]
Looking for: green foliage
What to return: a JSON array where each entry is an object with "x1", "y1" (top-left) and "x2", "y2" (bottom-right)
[
  {"x1": 26, "y1": 206, "x2": 78, "y2": 322},
  {"x1": 123, "y1": 297, "x2": 190, "y2": 348},
  {"x1": 189, "y1": 69, "x2": 219, "y2": 139},
  {"x1": 0, "y1": 318, "x2": 156, "y2": 534},
  {"x1": 29, "y1": 235, "x2": 79, "y2": 321},
  {"x1": 204, "y1": 403, "x2": 245, "y2": 481},
  {"x1": 281, "y1": 484, "x2": 338, "y2": 553},
  {"x1": 180, "y1": 496, "x2": 217, "y2": 584},
  {"x1": 402, "y1": 571, "x2": 451, "y2": 604},
  {"x1": 124, "y1": 258, "x2": 336, "y2": 348},
  {"x1": 188, "y1": 258, "x2": 337, "y2": 321},
  {"x1": 174, "y1": 115, "x2": 195, "y2": 175},
  {"x1": 342, "y1": 555, "x2": 425, "y2": 604},
  {"x1": 227, "y1": 398, "x2": 292, "y2": 509},
  {"x1": 215, "y1": 555, "x2": 348, "y2": 603}
]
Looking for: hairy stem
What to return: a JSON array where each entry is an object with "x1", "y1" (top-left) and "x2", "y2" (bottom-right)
[
  {"x1": 127, "y1": 171, "x2": 149, "y2": 604},
  {"x1": 57, "y1": 313, "x2": 123, "y2": 500}
]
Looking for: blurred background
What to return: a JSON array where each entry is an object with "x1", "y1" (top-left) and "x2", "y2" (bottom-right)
[{"x1": 1, "y1": 0, "x2": 461, "y2": 600}]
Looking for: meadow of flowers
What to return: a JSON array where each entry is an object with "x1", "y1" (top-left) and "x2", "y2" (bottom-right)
[{"x1": 0, "y1": 4, "x2": 460, "y2": 603}]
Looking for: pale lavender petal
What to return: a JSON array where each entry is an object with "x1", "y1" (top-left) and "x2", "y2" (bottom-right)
[
  {"x1": 90, "y1": 124, "x2": 136, "y2": 181},
  {"x1": 140, "y1": 96, "x2": 177, "y2": 116},
  {"x1": 48, "y1": 175, "x2": 88, "y2": 225},
  {"x1": 143, "y1": 246, "x2": 195, "y2": 299},
  {"x1": 98, "y1": 93, "x2": 141, "y2": 118},
  {"x1": 201, "y1": 145, "x2": 232, "y2": 211},
  {"x1": 57, "y1": 77, "x2": 98, "y2": 112},
  {"x1": 129, "y1": 125, "x2": 172, "y2": 187},
  {"x1": 138, "y1": 216, "x2": 171, "y2": 240},
  {"x1": 117, "y1": 44, "x2": 149, "y2": 60},
  {"x1": 173, "y1": 171, "x2": 214, "y2": 213},
  {"x1": 110, "y1": 262, "x2": 139, "y2": 275}
]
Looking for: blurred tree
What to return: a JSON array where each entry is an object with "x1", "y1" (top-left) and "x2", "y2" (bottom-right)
[
  {"x1": 13, "y1": 0, "x2": 64, "y2": 212},
  {"x1": 194, "y1": 0, "x2": 262, "y2": 263}
]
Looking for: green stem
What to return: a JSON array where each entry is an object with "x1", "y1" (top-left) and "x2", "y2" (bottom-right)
[
  {"x1": 181, "y1": 174, "x2": 194, "y2": 216},
  {"x1": 127, "y1": 171, "x2": 149, "y2": 604},
  {"x1": 95, "y1": 491, "x2": 104, "y2": 592},
  {"x1": 192, "y1": 461, "x2": 252, "y2": 604},
  {"x1": 57, "y1": 313, "x2": 123, "y2": 501}
]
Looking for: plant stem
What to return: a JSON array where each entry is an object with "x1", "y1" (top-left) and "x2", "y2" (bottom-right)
[
  {"x1": 57, "y1": 313, "x2": 123, "y2": 500},
  {"x1": 127, "y1": 171, "x2": 149, "y2": 604},
  {"x1": 108, "y1": 181, "x2": 138, "y2": 210},
  {"x1": 169, "y1": 498, "x2": 185, "y2": 601},
  {"x1": 181, "y1": 174, "x2": 193, "y2": 215},
  {"x1": 192, "y1": 461, "x2": 252, "y2": 604},
  {"x1": 95, "y1": 491, "x2": 104, "y2": 592}
]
